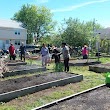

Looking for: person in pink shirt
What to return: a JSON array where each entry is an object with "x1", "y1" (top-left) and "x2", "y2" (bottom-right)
[{"x1": 82, "y1": 45, "x2": 88, "y2": 59}]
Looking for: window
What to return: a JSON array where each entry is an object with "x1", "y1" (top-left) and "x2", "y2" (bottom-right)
[
  {"x1": 14, "y1": 31, "x2": 21, "y2": 35},
  {"x1": 15, "y1": 32, "x2": 17, "y2": 35},
  {"x1": 15, "y1": 40, "x2": 20, "y2": 45},
  {"x1": 6, "y1": 40, "x2": 9, "y2": 44},
  {"x1": 18, "y1": 32, "x2": 20, "y2": 35}
]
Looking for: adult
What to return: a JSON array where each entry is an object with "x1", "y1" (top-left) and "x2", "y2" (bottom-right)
[
  {"x1": 41, "y1": 43, "x2": 49, "y2": 67},
  {"x1": 9, "y1": 43, "x2": 16, "y2": 60},
  {"x1": 82, "y1": 45, "x2": 88, "y2": 59},
  {"x1": 19, "y1": 42, "x2": 26, "y2": 62},
  {"x1": 62, "y1": 43, "x2": 70, "y2": 72}
]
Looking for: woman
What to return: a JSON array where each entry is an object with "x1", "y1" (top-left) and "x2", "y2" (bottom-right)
[
  {"x1": 41, "y1": 43, "x2": 49, "y2": 67},
  {"x1": 82, "y1": 45, "x2": 88, "y2": 59}
]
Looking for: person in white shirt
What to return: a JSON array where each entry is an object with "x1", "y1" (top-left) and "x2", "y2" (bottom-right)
[
  {"x1": 62, "y1": 43, "x2": 70, "y2": 72},
  {"x1": 41, "y1": 43, "x2": 49, "y2": 67}
]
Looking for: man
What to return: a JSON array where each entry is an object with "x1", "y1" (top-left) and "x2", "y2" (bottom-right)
[
  {"x1": 41, "y1": 43, "x2": 49, "y2": 67},
  {"x1": 62, "y1": 43, "x2": 70, "y2": 72},
  {"x1": 19, "y1": 42, "x2": 26, "y2": 62},
  {"x1": 9, "y1": 43, "x2": 16, "y2": 60}
]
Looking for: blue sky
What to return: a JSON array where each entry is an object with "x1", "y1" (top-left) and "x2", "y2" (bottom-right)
[{"x1": 0, "y1": 0, "x2": 110, "y2": 27}]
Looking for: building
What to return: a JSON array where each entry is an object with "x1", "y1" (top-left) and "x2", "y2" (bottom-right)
[
  {"x1": 0, "y1": 19, "x2": 27, "y2": 50},
  {"x1": 95, "y1": 27, "x2": 110, "y2": 39},
  {"x1": 95, "y1": 27, "x2": 110, "y2": 53}
]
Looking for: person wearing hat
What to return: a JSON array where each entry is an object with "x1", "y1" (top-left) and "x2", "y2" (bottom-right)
[
  {"x1": 82, "y1": 45, "x2": 88, "y2": 59},
  {"x1": 19, "y1": 42, "x2": 26, "y2": 62},
  {"x1": 62, "y1": 42, "x2": 70, "y2": 72}
]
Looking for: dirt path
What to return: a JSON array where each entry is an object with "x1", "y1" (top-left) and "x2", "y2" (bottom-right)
[{"x1": 41, "y1": 86, "x2": 110, "y2": 110}]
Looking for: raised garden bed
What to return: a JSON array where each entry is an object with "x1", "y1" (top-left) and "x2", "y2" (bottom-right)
[
  {"x1": 4, "y1": 60, "x2": 27, "y2": 66},
  {"x1": 3, "y1": 64, "x2": 46, "y2": 77},
  {"x1": 0, "y1": 72, "x2": 83, "y2": 102},
  {"x1": 89, "y1": 63, "x2": 110, "y2": 73},
  {"x1": 32, "y1": 85, "x2": 110, "y2": 110},
  {"x1": 69, "y1": 59, "x2": 101, "y2": 66}
]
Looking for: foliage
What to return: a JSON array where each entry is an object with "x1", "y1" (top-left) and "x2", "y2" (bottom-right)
[
  {"x1": 12, "y1": 4, "x2": 55, "y2": 43},
  {"x1": 100, "y1": 39, "x2": 110, "y2": 54},
  {"x1": 60, "y1": 18, "x2": 102, "y2": 47},
  {"x1": 54, "y1": 62, "x2": 64, "y2": 72}
]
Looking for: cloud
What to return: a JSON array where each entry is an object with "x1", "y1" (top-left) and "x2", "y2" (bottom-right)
[
  {"x1": 51, "y1": 0, "x2": 110, "y2": 13},
  {"x1": 36, "y1": 0, "x2": 49, "y2": 4}
]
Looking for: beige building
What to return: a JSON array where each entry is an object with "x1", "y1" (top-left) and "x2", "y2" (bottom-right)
[
  {"x1": 95, "y1": 27, "x2": 110, "y2": 53},
  {"x1": 95, "y1": 27, "x2": 110, "y2": 39},
  {"x1": 0, "y1": 19, "x2": 27, "y2": 50}
]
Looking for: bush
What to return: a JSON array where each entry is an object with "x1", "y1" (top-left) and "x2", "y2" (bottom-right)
[{"x1": 54, "y1": 62, "x2": 64, "y2": 72}]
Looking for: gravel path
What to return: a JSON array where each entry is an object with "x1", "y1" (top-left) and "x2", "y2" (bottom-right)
[
  {"x1": 41, "y1": 86, "x2": 110, "y2": 110},
  {"x1": 0, "y1": 72, "x2": 75, "y2": 94}
]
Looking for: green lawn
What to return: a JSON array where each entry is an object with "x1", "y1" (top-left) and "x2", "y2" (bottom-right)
[{"x1": 0, "y1": 57, "x2": 109, "y2": 110}]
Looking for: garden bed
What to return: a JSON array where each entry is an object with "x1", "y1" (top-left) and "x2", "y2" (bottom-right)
[
  {"x1": 3, "y1": 64, "x2": 46, "y2": 77},
  {"x1": 89, "y1": 63, "x2": 110, "y2": 73},
  {"x1": 6, "y1": 60, "x2": 27, "y2": 66},
  {"x1": 33, "y1": 85, "x2": 110, "y2": 110},
  {"x1": 0, "y1": 72, "x2": 83, "y2": 102},
  {"x1": 69, "y1": 59, "x2": 101, "y2": 66}
]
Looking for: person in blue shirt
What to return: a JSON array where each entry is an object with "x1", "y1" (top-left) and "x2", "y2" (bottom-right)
[
  {"x1": 19, "y1": 42, "x2": 26, "y2": 62},
  {"x1": 41, "y1": 43, "x2": 49, "y2": 66}
]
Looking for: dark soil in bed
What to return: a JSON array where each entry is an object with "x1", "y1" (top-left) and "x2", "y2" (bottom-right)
[
  {"x1": 95, "y1": 63, "x2": 110, "y2": 68},
  {"x1": 69, "y1": 59, "x2": 100, "y2": 66},
  {"x1": 7, "y1": 64, "x2": 42, "y2": 71},
  {"x1": 41, "y1": 86, "x2": 110, "y2": 110},
  {"x1": 0, "y1": 72, "x2": 75, "y2": 94}
]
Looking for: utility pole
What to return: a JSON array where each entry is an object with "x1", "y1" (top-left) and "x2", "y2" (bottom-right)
[{"x1": 93, "y1": 19, "x2": 100, "y2": 62}]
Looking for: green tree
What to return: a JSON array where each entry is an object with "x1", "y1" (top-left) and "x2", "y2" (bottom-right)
[
  {"x1": 12, "y1": 4, "x2": 55, "y2": 43},
  {"x1": 61, "y1": 17, "x2": 102, "y2": 47}
]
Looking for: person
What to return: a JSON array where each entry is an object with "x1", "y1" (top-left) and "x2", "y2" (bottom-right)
[
  {"x1": 82, "y1": 45, "x2": 88, "y2": 59},
  {"x1": 52, "y1": 48, "x2": 61, "y2": 63},
  {"x1": 52, "y1": 48, "x2": 62, "y2": 71},
  {"x1": 47, "y1": 44, "x2": 51, "y2": 53},
  {"x1": 9, "y1": 43, "x2": 16, "y2": 60},
  {"x1": 41, "y1": 43, "x2": 49, "y2": 67},
  {"x1": 19, "y1": 42, "x2": 26, "y2": 62},
  {"x1": 62, "y1": 43, "x2": 70, "y2": 72}
]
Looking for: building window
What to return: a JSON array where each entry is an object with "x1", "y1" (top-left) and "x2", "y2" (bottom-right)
[
  {"x1": 15, "y1": 40, "x2": 20, "y2": 45},
  {"x1": 6, "y1": 40, "x2": 9, "y2": 44},
  {"x1": 15, "y1": 32, "x2": 17, "y2": 35},
  {"x1": 18, "y1": 32, "x2": 20, "y2": 35},
  {"x1": 15, "y1": 31, "x2": 21, "y2": 35}
]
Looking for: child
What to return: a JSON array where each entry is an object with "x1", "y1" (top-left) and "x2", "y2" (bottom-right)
[{"x1": 52, "y1": 48, "x2": 62, "y2": 71}]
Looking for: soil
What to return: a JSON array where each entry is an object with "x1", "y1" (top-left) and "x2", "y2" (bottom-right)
[
  {"x1": 7, "y1": 64, "x2": 42, "y2": 71},
  {"x1": 41, "y1": 86, "x2": 110, "y2": 110},
  {"x1": 69, "y1": 59, "x2": 100, "y2": 66},
  {"x1": 90, "y1": 63, "x2": 110, "y2": 69},
  {"x1": 0, "y1": 72, "x2": 75, "y2": 94}
]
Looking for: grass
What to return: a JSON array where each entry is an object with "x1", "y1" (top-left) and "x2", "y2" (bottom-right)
[{"x1": 0, "y1": 57, "x2": 109, "y2": 110}]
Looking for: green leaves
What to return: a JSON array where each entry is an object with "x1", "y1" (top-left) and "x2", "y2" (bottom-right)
[{"x1": 12, "y1": 4, "x2": 55, "y2": 43}]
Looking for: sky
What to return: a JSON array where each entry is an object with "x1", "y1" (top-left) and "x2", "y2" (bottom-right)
[{"x1": 0, "y1": 0, "x2": 110, "y2": 28}]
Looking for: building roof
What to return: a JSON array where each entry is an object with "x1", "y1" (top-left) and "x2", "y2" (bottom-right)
[{"x1": 0, "y1": 19, "x2": 25, "y2": 29}]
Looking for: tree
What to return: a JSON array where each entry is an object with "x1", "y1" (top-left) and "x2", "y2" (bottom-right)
[
  {"x1": 12, "y1": 4, "x2": 55, "y2": 43},
  {"x1": 60, "y1": 17, "x2": 102, "y2": 47}
]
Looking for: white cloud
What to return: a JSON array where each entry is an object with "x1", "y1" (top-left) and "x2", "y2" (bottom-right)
[
  {"x1": 51, "y1": 0, "x2": 110, "y2": 13},
  {"x1": 36, "y1": 0, "x2": 49, "y2": 4}
]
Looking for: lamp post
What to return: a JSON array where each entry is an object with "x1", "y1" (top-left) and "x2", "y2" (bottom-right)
[
  {"x1": 93, "y1": 19, "x2": 100, "y2": 62},
  {"x1": 97, "y1": 33, "x2": 101, "y2": 62}
]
